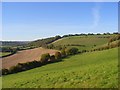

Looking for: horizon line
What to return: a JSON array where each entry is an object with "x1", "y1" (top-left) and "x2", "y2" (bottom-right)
[{"x1": 2, "y1": 32, "x2": 119, "y2": 41}]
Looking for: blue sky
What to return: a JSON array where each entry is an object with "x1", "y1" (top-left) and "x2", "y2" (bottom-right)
[{"x1": 2, "y1": 2, "x2": 118, "y2": 41}]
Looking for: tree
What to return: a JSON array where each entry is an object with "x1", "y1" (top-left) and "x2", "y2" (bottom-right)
[
  {"x1": 50, "y1": 55, "x2": 56, "y2": 62},
  {"x1": 9, "y1": 65, "x2": 22, "y2": 73},
  {"x1": 48, "y1": 44, "x2": 54, "y2": 49},
  {"x1": 81, "y1": 49, "x2": 87, "y2": 53},
  {"x1": 113, "y1": 32, "x2": 119, "y2": 34},
  {"x1": 2, "y1": 68, "x2": 9, "y2": 75},
  {"x1": 118, "y1": 41, "x2": 120, "y2": 46},
  {"x1": 66, "y1": 47, "x2": 78, "y2": 55},
  {"x1": 116, "y1": 34, "x2": 120, "y2": 40},
  {"x1": 55, "y1": 52, "x2": 61, "y2": 60},
  {"x1": 97, "y1": 33, "x2": 101, "y2": 35},
  {"x1": 55, "y1": 45, "x2": 62, "y2": 50},
  {"x1": 61, "y1": 49, "x2": 66, "y2": 57},
  {"x1": 55, "y1": 35, "x2": 61, "y2": 40},
  {"x1": 40, "y1": 53, "x2": 50, "y2": 63}
]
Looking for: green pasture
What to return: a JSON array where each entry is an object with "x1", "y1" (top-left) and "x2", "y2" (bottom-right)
[{"x1": 2, "y1": 48, "x2": 118, "y2": 88}]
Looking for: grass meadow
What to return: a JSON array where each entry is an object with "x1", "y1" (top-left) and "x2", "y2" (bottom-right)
[
  {"x1": 52, "y1": 35, "x2": 111, "y2": 51},
  {"x1": 2, "y1": 47, "x2": 118, "y2": 88}
]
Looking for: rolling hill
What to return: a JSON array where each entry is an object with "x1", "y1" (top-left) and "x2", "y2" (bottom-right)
[
  {"x1": 1, "y1": 41, "x2": 30, "y2": 47},
  {"x1": 1, "y1": 34, "x2": 112, "y2": 69},
  {"x1": 2, "y1": 47, "x2": 118, "y2": 88},
  {"x1": 50, "y1": 35, "x2": 112, "y2": 51}
]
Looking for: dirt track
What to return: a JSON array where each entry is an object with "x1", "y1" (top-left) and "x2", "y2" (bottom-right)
[{"x1": 2, "y1": 47, "x2": 58, "y2": 69}]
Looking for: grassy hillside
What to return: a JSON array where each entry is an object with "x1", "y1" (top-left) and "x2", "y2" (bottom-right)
[
  {"x1": 0, "y1": 52, "x2": 11, "y2": 57},
  {"x1": 51, "y1": 35, "x2": 111, "y2": 51},
  {"x1": 28, "y1": 36, "x2": 61, "y2": 47},
  {"x1": 2, "y1": 47, "x2": 118, "y2": 88}
]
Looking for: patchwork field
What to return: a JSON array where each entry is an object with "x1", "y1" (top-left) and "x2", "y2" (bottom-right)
[
  {"x1": 2, "y1": 47, "x2": 58, "y2": 69},
  {"x1": 2, "y1": 48, "x2": 118, "y2": 88}
]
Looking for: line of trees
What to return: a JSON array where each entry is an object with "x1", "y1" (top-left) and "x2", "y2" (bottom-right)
[
  {"x1": 1, "y1": 47, "x2": 17, "y2": 53},
  {"x1": 46, "y1": 44, "x2": 65, "y2": 50},
  {"x1": 108, "y1": 34, "x2": 120, "y2": 45},
  {"x1": 62, "y1": 32, "x2": 119, "y2": 38},
  {"x1": 2, "y1": 47, "x2": 79, "y2": 75},
  {"x1": 91, "y1": 41, "x2": 120, "y2": 52},
  {"x1": 1, "y1": 41, "x2": 29, "y2": 47},
  {"x1": 46, "y1": 44, "x2": 85, "y2": 51},
  {"x1": 92, "y1": 35, "x2": 120, "y2": 52},
  {"x1": 0, "y1": 47, "x2": 18, "y2": 58}
]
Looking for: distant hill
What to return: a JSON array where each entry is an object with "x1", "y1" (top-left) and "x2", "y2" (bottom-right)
[
  {"x1": 27, "y1": 35, "x2": 61, "y2": 47},
  {"x1": 1, "y1": 41, "x2": 30, "y2": 46}
]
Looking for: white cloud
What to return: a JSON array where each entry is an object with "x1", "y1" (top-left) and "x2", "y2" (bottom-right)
[{"x1": 90, "y1": 4, "x2": 101, "y2": 29}]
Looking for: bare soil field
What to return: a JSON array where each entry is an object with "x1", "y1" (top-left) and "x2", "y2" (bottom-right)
[{"x1": 2, "y1": 47, "x2": 58, "y2": 69}]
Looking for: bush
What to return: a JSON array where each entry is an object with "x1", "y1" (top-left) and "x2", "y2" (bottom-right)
[
  {"x1": 55, "y1": 52, "x2": 61, "y2": 60},
  {"x1": 9, "y1": 65, "x2": 22, "y2": 73},
  {"x1": 2, "y1": 68, "x2": 9, "y2": 75},
  {"x1": 6, "y1": 61, "x2": 41, "y2": 74},
  {"x1": 50, "y1": 55, "x2": 56, "y2": 62},
  {"x1": 47, "y1": 44, "x2": 54, "y2": 49},
  {"x1": 55, "y1": 45, "x2": 62, "y2": 50},
  {"x1": 118, "y1": 41, "x2": 120, "y2": 47},
  {"x1": 81, "y1": 50, "x2": 87, "y2": 53},
  {"x1": 61, "y1": 49, "x2": 66, "y2": 57},
  {"x1": 40, "y1": 53, "x2": 50, "y2": 63},
  {"x1": 66, "y1": 47, "x2": 78, "y2": 55},
  {"x1": 21, "y1": 61, "x2": 41, "y2": 70}
]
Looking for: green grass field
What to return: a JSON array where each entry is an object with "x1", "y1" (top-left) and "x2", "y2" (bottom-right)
[
  {"x1": 51, "y1": 35, "x2": 111, "y2": 51},
  {"x1": 0, "y1": 52, "x2": 11, "y2": 57},
  {"x1": 2, "y1": 47, "x2": 118, "y2": 88}
]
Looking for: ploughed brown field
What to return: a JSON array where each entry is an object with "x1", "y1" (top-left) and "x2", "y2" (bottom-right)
[{"x1": 2, "y1": 47, "x2": 58, "y2": 69}]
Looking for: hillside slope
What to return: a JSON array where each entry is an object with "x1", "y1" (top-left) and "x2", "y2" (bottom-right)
[
  {"x1": 2, "y1": 47, "x2": 58, "y2": 69},
  {"x1": 50, "y1": 35, "x2": 111, "y2": 51},
  {"x1": 2, "y1": 48, "x2": 118, "y2": 88}
]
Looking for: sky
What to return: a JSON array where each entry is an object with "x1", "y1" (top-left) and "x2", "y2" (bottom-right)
[{"x1": 2, "y1": 2, "x2": 118, "y2": 41}]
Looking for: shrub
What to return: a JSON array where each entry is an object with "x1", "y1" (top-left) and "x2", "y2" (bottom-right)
[
  {"x1": 55, "y1": 52, "x2": 62, "y2": 60},
  {"x1": 97, "y1": 33, "x2": 101, "y2": 35},
  {"x1": 118, "y1": 41, "x2": 120, "y2": 47},
  {"x1": 47, "y1": 44, "x2": 54, "y2": 49},
  {"x1": 81, "y1": 50, "x2": 87, "y2": 53},
  {"x1": 55, "y1": 45, "x2": 62, "y2": 50},
  {"x1": 22, "y1": 61, "x2": 40, "y2": 70},
  {"x1": 9, "y1": 65, "x2": 22, "y2": 73},
  {"x1": 7, "y1": 61, "x2": 42, "y2": 74},
  {"x1": 2, "y1": 68, "x2": 9, "y2": 75},
  {"x1": 113, "y1": 34, "x2": 120, "y2": 40},
  {"x1": 61, "y1": 49, "x2": 66, "y2": 57},
  {"x1": 32, "y1": 61, "x2": 41, "y2": 67},
  {"x1": 50, "y1": 55, "x2": 56, "y2": 62},
  {"x1": 65, "y1": 47, "x2": 78, "y2": 55},
  {"x1": 40, "y1": 53, "x2": 50, "y2": 63}
]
